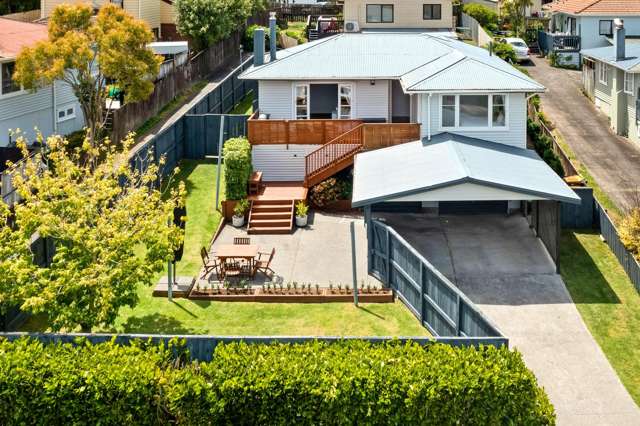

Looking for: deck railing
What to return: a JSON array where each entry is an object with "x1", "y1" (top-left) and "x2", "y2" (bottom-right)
[
  {"x1": 362, "y1": 123, "x2": 421, "y2": 150},
  {"x1": 248, "y1": 117, "x2": 363, "y2": 145},
  {"x1": 538, "y1": 31, "x2": 581, "y2": 54},
  {"x1": 305, "y1": 124, "x2": 363, "y2": 180}
]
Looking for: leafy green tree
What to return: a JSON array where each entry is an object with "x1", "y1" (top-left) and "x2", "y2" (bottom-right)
[
  {"x1": 492, "y1": 41, "x2": 517, "y2": 63},
  {"x1": 501, "y1": 0, "x2": 533, "y2": 37},
  {"x1": 175, "y1": 0, "x2": 267, "y2": 51},
  {"x1": 13, "y1": 4, "x2": 162, "y2": 146},
  {"x1": 0, "y1": 134, "x2": 185, "y2": 332},
  {"x1": 463, "y1": 3, "x2": 499, "y2": 31}
]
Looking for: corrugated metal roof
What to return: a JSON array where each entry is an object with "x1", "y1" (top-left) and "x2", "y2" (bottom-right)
[
  {"x1": 239, "y1": 33, "x2": 545, "y2": 93},
  {"x1": 582, "y1": 44, "x2": 640, "y2": 72},
  {"x1": 351, "y1": 133, "x2": 581, "y2": 207}
]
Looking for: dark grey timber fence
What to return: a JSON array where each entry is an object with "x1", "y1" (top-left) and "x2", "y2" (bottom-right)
[
  {"x1": 0, "y1": 333, "x2": 508, "y2": 362},
  {"x1": 128, "y1": 57, "x2": 255, "y2": 179},
  {"x1": 368, "y1": 220, "x2": 507, "y2": 343}
]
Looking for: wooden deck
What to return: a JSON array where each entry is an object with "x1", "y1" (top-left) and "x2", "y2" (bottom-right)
[{"x1": 248, "y1": 181, "x2": 308, "y2": 201}]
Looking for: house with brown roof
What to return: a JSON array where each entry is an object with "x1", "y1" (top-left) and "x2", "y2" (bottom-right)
[
  {"x1": 544, "y1": 0, "x2": 640, "y2": 50},
  {"x1": 0, "y1": 18, "x2": 85, "y2": 147}
]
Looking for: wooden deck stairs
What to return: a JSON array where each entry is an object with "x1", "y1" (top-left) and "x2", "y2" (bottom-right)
[
  {"x1": 247, "y1": 199, "x2": 295, "y2": 234},
  {"x1": 303, "y1": 124, "x2": 363, "y2": 188}
]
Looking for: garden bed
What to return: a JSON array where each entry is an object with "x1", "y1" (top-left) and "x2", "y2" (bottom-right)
[{"x1": 189, "y1": 285, "x2": 393, "y2": 303}]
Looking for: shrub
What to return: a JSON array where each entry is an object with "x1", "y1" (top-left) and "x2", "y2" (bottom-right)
[
  {"x1": 0, "y1": 338, "x2": 555, "y2": 424},
  {"x1": 492, "y1": 42, "x2": 517, "y2": 63},
  {"x1": 244, "y1": 24, "x2": 281, "y2": 52},
  {"x1": 620, "y1": 208, "x2": 640, "y2": 259},
  {"x1": 463, "y1": 3, "x2": 499, "y2": 29},
  {"x1": 527, "y1": 118, "x2": 564, "y2": 177},
  {"x1": 223, "y1": 137, "x2": 252, "y2": 200},
  {"x1": 233, "y1": 198, "x2": 249, "y2": 217}
]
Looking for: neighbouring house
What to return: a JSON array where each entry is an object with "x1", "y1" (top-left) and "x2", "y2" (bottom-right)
[
  {"x1": 582, "y1": 19, "x2": 640, "y2": 143},
  {"x1": 39, "y1": 0, "x2": 179, "y2": 41},
  {"x1": 541, "y1": 0, "x2": 640, "y2": 66},
  {"x1": 238, "y1": 21, "x2": 579, "y2": 238},
  {"x1": 0, "y1": 18, "x2": 84, "y2": 147},
  {"x1": 342, "y1": 0, "x2": 454, "y2": 31}
]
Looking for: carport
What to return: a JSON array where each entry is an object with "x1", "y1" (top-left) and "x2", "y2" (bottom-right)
[{"x1": 352, "y1": 133, "x2": 581, "y2": 271}]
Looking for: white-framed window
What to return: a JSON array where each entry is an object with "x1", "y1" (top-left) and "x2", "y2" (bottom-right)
[
  {"x1": 294, "y1": 84, "x2": 309, "y2": 120},
  {"x1": 440, "y1": 94, "x2": 508, "y2": 130},
  {"x1": 624, "y1": 72, "x2": 634, "y2": 95},
  {"x1": 338, "y1": 84, "x2": 353, "y2": 119},
  {"x1": 598, "y1": 62, "x2": 608, "y2": 85},
  {"x1": 57, "y1": 105, "x2": 76, "y2": 122},
  {"x1": 1, "y1": 61, "x2": 21, "y2": 96},
  {"x1": 366, "y1": 4, "x2": 393, "y2": 23}
]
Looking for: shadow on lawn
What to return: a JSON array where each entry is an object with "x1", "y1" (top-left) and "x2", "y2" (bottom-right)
[
  {"x1": 560, "y1": 230, "x2": 621, "y2": 304},
  {"x1": 119, "y1": 312, "x2": 200, "y2": 334},
  {"x1": 166, "y1": 158, "x2": 219, "y2": 196}
]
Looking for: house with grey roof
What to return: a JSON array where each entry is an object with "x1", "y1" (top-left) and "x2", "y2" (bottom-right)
[
  {"x1": 582, "y1": 19, "x2": 640, "y2": 144},
  {"x1": 238, "y1": 19, "x2": 578, "y2": 239}
]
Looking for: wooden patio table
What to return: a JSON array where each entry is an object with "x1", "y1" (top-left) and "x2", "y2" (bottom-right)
[{"x1": 216, "y1": 244, "x2": 259, "y2": 278}]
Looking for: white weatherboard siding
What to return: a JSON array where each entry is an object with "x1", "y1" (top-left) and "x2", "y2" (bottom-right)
[
  {"x1": 420, "y1": 92, "x2": 527, "y2": 148},
  {"x1": 257, "y1": 80, "x2": 389, "y2": 121},
  {"x1": 624, "y1": 73, "x2": 639, "y2": 144},
  {"x1": 594, "y1": 63, "x2": 612, "y2": 115},
  {"x1": 343, "y1": 0, "x2": 453, "y2": 29},
  {"x1": 258, "y1": 81, "x2": 293, "y2": 119},
  {"x1": 355, "y1": 80, "x2": 388, "y2": 121},
  {"x1": 252, "y1": 144, "x2": 320, "y2": 181}
]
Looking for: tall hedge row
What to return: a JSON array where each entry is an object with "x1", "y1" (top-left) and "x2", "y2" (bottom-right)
[
  {"x1": 0, "y1": 338, "x2": 555, "y2": 425},
  {"x1": 222, "y1": 137, "x2": 252, "y2": 200}
]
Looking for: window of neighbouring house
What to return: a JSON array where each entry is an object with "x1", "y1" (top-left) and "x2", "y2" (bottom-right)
[
  {"x1": 598, "y1": 62, "x2": 608, "y2": 85},
  {"x1": 423, "y1": 4, "x2": 441, "y2": 20},
  {"x1": 57, "y1": 105, "x2": 76, "y2": 122},
  {"x1": 441, "y1": 94, "x2": 507, "y2": 129},
  {"x1": 1, "y1": 61, "x2": 20, "y2": 96},
  {"x1": 338, "y1": 84, "x2": 353, "y2": 119},
  {"x1": 295, "y1": 84, "x2": 309, "y2": 119},
  {"x1": 624, "y1": 72, "x2": 634, "y2": 95},
  {"x1": 599, "y1": 20, "x2": 613, "y2": 36},
  {"x1": 366, "y1": 4, "x2": 394, "y2": 23}
]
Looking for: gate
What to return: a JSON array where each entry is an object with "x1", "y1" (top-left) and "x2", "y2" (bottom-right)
[{"x1": 583, "y1": 59, "x2": 595, "y2": 101}]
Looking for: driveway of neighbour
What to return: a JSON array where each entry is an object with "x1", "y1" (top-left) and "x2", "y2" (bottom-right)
[
  {"x1": 525, "y1": 57, "x2": 640, "y2": 212},
  {"x1": 382, "y1": 213, "x2": 640, "y2": 425},
  {"x1": 209, "y1": 212, "x2": 380, "y2": 287}
]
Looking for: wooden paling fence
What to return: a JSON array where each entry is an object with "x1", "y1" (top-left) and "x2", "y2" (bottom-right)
[
  {"x1": 368, "y1": 220, "x2": 507, "y2": 342},
  {"x1": 0, "y1": 333, "x2": 509, "y2": 361}
]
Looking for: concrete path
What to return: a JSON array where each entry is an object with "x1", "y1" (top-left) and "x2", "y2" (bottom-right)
[
  {"x1": 525, "y1": 57, "x2": 640, "y2": 212},
  {"x1": 210, "y1": 212, "x2": 380, "y2": 287},
  {"x1": 384, "y1": 213, "x2": 640, "y2": 425}
]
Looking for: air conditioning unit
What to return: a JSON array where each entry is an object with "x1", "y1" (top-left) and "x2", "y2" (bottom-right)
[{"x1": 344, "y1": 21, "x2": 359, "y2": 33}]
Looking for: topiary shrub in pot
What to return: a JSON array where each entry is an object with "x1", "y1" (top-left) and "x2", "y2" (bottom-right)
[
  {"x1": 295, "y1": 200, "x2": 309, "y2": 227},
  {"x1": 232, "y1": 198, "x2": 249, "y2": 227}
]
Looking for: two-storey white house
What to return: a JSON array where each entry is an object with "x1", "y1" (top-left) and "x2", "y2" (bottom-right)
[
  {"x1": 238, "y1": 29, "x2": 578, "y2": 227},
  {"x1": 0, "y1": 18, "x2": 84, "y2": 147}
]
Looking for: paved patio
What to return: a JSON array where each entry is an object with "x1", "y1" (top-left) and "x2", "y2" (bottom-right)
[
  {"x1": 382, "y1": 212, "x2": 640, "y2": 425},
  {"x1": 206, "y1": 211, "x2": 381, "y2": 287}
]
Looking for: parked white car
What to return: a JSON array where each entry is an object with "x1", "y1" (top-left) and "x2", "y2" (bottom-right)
[{"x1": 500, "y1": 37, "x2": 530, "y2": 63}]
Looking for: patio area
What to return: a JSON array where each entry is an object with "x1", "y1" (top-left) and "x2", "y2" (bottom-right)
[{"x1": 202, "y1": 211, "x2": 380, "y2": 288}]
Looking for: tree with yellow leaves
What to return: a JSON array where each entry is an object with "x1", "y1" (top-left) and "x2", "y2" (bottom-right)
[
  {"x1": 13, "y1": 4, "x2": 162, "y2": 146},
  {"x1": 0, "y1": 134, "x2": 185, "y2": 332}
]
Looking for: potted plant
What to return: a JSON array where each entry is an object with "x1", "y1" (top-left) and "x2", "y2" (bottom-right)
[
  {"x1": 232, "y1": 198, "x2": 249, "y2": 227},
  {"x1": 295, "y1": 200, "x2": 309, "y2": 227}
]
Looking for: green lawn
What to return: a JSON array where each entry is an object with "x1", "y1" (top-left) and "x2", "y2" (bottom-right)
[
  {"x1": 560, "y1": 230, "x2": 640, "y2": 405},
  {"x1": 284, "y1": 21, "x2": 307, "y2": 43}
]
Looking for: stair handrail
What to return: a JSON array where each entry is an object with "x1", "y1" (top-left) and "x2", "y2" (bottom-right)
[{"x1": 304, "y1": 124, "x2": 364, "y2": 181}]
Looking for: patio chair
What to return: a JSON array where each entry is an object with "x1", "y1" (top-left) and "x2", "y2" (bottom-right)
[
  {"x1": 200, "y1": 247, "x2": 221, "y2": 279},
  {"x1": 234, "y1": 237, "x2": 251, "y2": 245},
  {"x1": 254, "y1": 248, "x2": 276, "y2": 278}
]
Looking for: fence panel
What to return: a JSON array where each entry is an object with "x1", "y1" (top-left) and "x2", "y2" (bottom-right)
[{"x1": 370, "y1": 220, "x2": 505, "y2": 341}]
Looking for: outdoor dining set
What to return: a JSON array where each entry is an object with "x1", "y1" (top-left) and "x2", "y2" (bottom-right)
[{"x1": 200, "y1": 237, "x2": 276, "y2": 282}]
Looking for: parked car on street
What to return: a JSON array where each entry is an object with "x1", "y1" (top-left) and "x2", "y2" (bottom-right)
[{"x1": 500, "y1": 37, "x2": 530, "y2": 62}]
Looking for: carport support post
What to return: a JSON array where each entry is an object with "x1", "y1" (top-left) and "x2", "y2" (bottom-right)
[
  {"x1": 350, "y1": 221, "x2": 359, "y2": 306},
  {"x1": 364, "y1": 206, "x2": 372, "y2": 275},
  {"x1": 215, "y1": 115, "x2": 225, "y2": 211},
  {"x1": 555, "y1": 201, "x2": 561, "y2": 274}
]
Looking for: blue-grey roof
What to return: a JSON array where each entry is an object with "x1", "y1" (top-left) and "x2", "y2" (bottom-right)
[
  {"x1": 582, "y1": 43, "x2": 640, "y2": 72},
  {"x1": 239, "y1": 33, "x2": 545, "y2": 93},
  {"x1": 351, "y1": 133, "x2": 581, "y2": 207}
]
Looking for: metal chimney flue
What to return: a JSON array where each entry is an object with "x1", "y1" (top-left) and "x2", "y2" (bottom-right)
[
  {"x1": 614, "y1": 18, "x2": 625, "y2": 61},
  {"x1": 253, "y1": 27, "x2": 265, "y2": 66},
  {"x1": 269, "y1": 12, "x2": 277, "y2": 62}
]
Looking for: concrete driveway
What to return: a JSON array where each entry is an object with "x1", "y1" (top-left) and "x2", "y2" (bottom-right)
[
  {"x1": 382, "y1": 213, "x2": 640, "y2": 425},
  {"x1": 210, "y1": 212, "x2": 380, "y2": 287},
  {"x1": 525, "y1": 57, "x2": 640, "y2": 212}
]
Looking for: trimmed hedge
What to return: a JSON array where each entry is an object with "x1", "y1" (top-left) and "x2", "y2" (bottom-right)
[
  {"x1": 222, "y1": 137, "x2": 252, "y2": 200},
  {"x1": 0, "y1": 338, "x2": 555, "y2": 425}
]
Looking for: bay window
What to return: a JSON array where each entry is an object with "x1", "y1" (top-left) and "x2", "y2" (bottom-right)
[{"x1": 440, "y1": 94, "x2": 508, "y2": 129}]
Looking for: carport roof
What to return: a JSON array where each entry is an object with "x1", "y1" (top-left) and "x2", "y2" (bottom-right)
[{"x1": 351, "y1": 133, "x2": 581, "y2": 207}]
